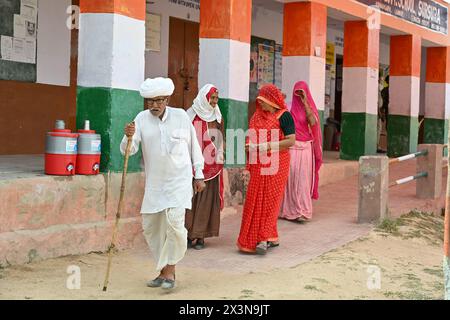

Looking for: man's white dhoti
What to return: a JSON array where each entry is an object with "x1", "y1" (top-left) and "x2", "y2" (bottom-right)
[{"x1": 142, "y1": 207, "x2": 188, "y2": 272}]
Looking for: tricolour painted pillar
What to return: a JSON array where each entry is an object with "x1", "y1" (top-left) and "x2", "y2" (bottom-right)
[
  {"x1": 282, "y1": 2, "x2": 327, "y2": 127},
  {"x1": 340, "y1": 21, "x2": 380, "y2": 160},
  {"x1": 199, "y1": 0, "x2": 251, "y2": 167},
  {"x1": 76, "y1": 0, "x2": 145, "y2": 172},
  {"x1": 423, "y1": 47, "x2": 450, "y2": 146},
  {"x1": 387, "y1": 35, "x2": 421, "y2": 158}
]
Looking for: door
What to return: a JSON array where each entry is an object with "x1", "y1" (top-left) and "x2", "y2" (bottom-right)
[
  {"x1": 168, "y1": 17, "x2": 199, "y2": 110},
  {"x1": 334, "y1": 55, "x2": 343, "y2": 125}
]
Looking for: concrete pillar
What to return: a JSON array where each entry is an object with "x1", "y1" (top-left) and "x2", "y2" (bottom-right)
[
  {"x1": 388, "y1": 35, "x2": 421, "y2": 158},
  {"x1": 76, "y1": 0, "x2": 145, "y2": 172},
  {"x1": 282, "y1": 2, "x2": 327, "y2": 128},
  {"x1": 416, "y1": 144, "x2": 443, "y2": 199},
  {"x1": 199, "y1": 0, "x2": 252, "y2": 167},
  {"x1": 341, "y1": 21, "x2": 380, "y2": 160},
  {"x1": 358, "y1": 156, "x2": 389, "y2": 224},
  {"x1": 424, "y1": 47, "x2": 450, "y2": 145}
]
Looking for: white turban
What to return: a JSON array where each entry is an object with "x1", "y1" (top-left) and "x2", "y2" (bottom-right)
[{"x1": 139, "y1": 77, "x2": 175, "y2": 98}]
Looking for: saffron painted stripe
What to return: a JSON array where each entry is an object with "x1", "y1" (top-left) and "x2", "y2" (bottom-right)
[
  {"x1": 343, "y1": 21, "x2": 379, "y2": 69},
  {"x1": 199, "y1": 0, "x2": 252, "y2": 43},
  {"x1": 78, "y1": 13, "x2": 145, "y2": 91},
  {"x1": 390, "y1": 35, "x2": 421, "y2": 77},
  {"x1": 389, "y1": 76, "x2": 420, "y2": 117},
  {"x1": 426, "y1": 47, "x2": 450, "y2": 84},
  {"x1": 424, "y1": 82, "x2": 450, "y2": 119},
  {"x1": 282, "y1": 55, "x2": 325, "y2": 111},
  {"x1": 342, "y1": 67, "x2": 379, "y2": 115},
  {"x1": 199, "y1": 38, "x2": 250, "y2": 103},
  {"x1": 80, "y1": 0, "x2": 145, "y2": 21}
]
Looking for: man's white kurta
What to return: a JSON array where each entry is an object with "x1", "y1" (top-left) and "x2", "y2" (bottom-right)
[{"x1": 120, "y1": 107, "x2": 204, "y2": 214}]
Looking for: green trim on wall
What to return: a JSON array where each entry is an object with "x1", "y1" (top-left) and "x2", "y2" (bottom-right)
[
  {"x1": 340, "y1": 112, "x2": 377, "y2": 160},
  {"x1": 424, "y1": 118, "x2": 448, "y2": 145},
  {"x1": 218, "y1": 98, "x2": 248, "y2": 168},
  {"x1": 76, "y1": 87, "x2": 143, "y2": 173},
  {"x1": 387, "y1": 115, "x2": 418, "y2": 158}
]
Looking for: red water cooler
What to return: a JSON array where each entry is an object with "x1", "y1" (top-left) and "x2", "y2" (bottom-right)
[
  {"x1": 76, "y1": 120, "x2": 101, "y2": 175},
  {"x1": 45, "y1": 120, "x2": 79, "y2": 175}
]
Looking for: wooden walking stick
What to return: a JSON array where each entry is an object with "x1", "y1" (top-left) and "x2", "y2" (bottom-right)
[{"x1": 103, "y1": 134, "x2": 133, "y2": 292}]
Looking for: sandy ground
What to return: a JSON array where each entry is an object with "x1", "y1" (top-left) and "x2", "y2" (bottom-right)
[{"x1": 0, "y1": 211, "x2": 445, "y2": 300}]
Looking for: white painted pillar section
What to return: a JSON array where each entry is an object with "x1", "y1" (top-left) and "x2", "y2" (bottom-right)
[
  {"x1": 390, "y1": 76, "x2": 421, "y2": 117},
  {"x1": 78, "y1": 13, "x2": 145, "y2": 91},
  {"x1": 282, "y1": 56, "x2": 325, "y2": 111},
  {"x1": 425, "y1": 83, "x2": 450, "y2": 120},
  {"x1": 198, "y1": 38, "x2": 250, "y2": 102},
  {"x1": 342, "y1": 67, "x2": 379, "y2": 115}
]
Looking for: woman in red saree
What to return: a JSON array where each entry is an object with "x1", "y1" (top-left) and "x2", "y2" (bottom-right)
[
  {"x1": 237, "y1": 84, "x2": 296, "y2": 255},
  {"x1": 280, "y1": 81, "x2": 323, "y2": 222}
]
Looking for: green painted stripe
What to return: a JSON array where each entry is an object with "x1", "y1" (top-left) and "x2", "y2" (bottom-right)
[
  {"x1": 424, "y1": 118, "x2": 448, "y2": 145},
  {"x1": 219, "y1": 98, "x2": 249, "y2": 168},
  {"x1": 387, "y1": 115, "x2": 418, "y2": 157},
  {"x1": 340, "y1": 112, "x2": 377, "y2": 160},
  {"x1": 76, "y1": 87, "x2": 143, "y2": 172}
]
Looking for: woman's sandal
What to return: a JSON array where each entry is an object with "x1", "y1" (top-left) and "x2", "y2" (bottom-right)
[
  {"x1": 161, "y1": 274, "x2": 176, "y2": 290},
  {"x1": 194, "y1": 239, "x2": 205, "y2": 250},
  {"x1": 267, "y1": 241, "x2": 280, "y2": 248},
  {"x1": 255, "y1": 242, "x2": 268, "y2": 255}
]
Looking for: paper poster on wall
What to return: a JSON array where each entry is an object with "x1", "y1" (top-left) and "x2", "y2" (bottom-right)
[
  {"x1": 25, "y1": 20, "x2": 36, "y2": 39},
  {"x1": 21, "y1": 2, "x2": 37, "y2": 23},
  {"x1": 274, "y1": 44, "x2": 282, "y2": 89},
  {"x1": 1, "y1": 36, "x2": 13, "y2": 61},
  {"x1": 25, "y1": 39, "x2": 36, "y2": 64},
  {"x1": 250, "y1": 50, "x2": 258, "y2": 83},
  {"x1": 14, "y1": 14, "x2": 26, "y2": 39},
  {"x1": 12, "y1": 37, "x2": 26, "y2": 63},
  {"x1": 146, "y1": 13, "x2": 161, "y2": 52},
  {"x1": 257, "y1": 44, "x2": 274, "y2": 89}
]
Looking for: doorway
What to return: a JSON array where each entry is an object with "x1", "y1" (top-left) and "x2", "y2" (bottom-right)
[{"x1": 168, "y1": 17, "x2": 199, "y2": 110}]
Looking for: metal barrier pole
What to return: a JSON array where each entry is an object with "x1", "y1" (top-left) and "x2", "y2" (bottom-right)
[
  {"x1": 416, "y1": 144, "x2": 443, "y2": 199},
  {"x1": 358, "y1": 156, "x2": 389, "y2": 224}
]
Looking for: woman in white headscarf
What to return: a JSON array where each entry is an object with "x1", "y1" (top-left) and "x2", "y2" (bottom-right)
[{"x1": 185, "y1": 84, "x2": 224, "y2": 250}]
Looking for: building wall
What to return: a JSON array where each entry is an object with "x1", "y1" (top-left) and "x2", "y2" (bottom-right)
[
  {"x1": 145, "y1": 1, "x2": 284, "y2": 79},
  {"x1": 0, "y1": 0, "x2": 73, "y2": 155}
]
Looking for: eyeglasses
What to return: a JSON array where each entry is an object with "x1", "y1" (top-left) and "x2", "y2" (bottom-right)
[{"x1": 145, "y1": 97, "x2": 168, "y2": 105}]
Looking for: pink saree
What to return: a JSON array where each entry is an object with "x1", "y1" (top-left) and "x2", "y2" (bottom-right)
[{"x1": 280, "y1": 81, "x2": 323, "y2": 220}]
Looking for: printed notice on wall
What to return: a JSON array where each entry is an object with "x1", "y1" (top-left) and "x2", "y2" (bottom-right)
[
  {"x1": 0, "y1": 36, "x2": 13, "y2": 61},
  {"x1": 14, "y1": 14, "x2": 26, "y2": 39},
  {"x1": 12, "y1": 38, "x2": 26, "y2": 63},
  {"x1": 25, "y1": 39, "x2": 36, "y2": 64},
  {"x1": 1, "y1": 0, "x2": 38, "y2": 64},
  {"x1": 168, "y1": 0, "x2": 200, "y2": 10},
  {"x1": 257, "y1": 44, "x2": 275, "y2": 89},
  {"x1": 146, "y1": 13, "x2": 161, "y2": 52}
]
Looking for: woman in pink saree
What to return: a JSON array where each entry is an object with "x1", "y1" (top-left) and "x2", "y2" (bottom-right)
[{"x1": 280, "y1": 81, "x2": 323, "y2": 222}]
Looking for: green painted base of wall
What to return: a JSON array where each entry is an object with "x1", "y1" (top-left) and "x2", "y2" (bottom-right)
[
  {"x1": 76, "y1": 87, "x2": 143, "y2": 172},
  {"x1": 340, "y1": 112, "x2": 377, "y2": 160},
  {"x1": 424, "y1": 118, "x2": 448, "y2": 144},
  {"x1": 387, "y1": 115, "x2": 418, "y2": 158},
  {"x1": 424, "y1": 118, "x2": 449, "y2": 157},
  {"x1": 219, "y1": 98, "x2": 248, "y2": 168}
]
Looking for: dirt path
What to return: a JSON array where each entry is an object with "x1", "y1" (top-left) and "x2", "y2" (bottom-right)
[{"x1": 0, "y1": 211, "x2": 445, "y2": 300}]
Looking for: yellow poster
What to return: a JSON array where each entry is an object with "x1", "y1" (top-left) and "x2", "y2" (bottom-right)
[{"x1": 326, "y1": 43, "x2": 335, "y2": 66}]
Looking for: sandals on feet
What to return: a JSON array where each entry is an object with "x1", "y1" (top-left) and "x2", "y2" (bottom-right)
[
  {"x1": 161, "y1": 275, "x2": 176, "y2": 290},
  {"x1": 194, "y1": 239, "x2": 205, "y2": 250},
  {"x1": 147, "y1": 277, "x2": 165, "y2": 288},
  {"x1": 267, "y1": 241, "x2": 279, "y2": 248},
  {"x1": 255, "y1": 242, "x2": 268, "y2": 255}
]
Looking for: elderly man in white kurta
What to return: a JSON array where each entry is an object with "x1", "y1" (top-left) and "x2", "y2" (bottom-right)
[{"x1": 120, "y1": 77, "x2": 205, "y2": 290}]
